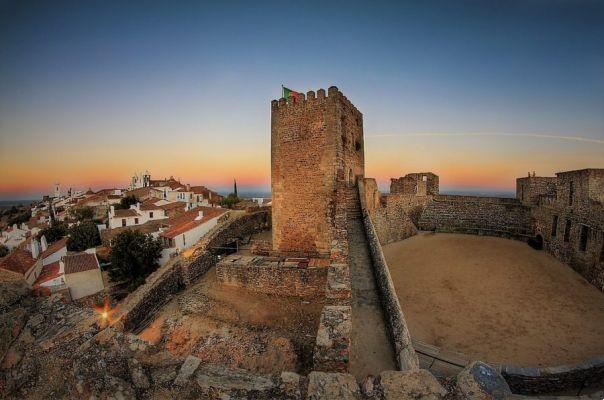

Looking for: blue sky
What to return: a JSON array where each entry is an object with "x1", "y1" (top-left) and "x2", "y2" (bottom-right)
[{"x1": 0, "y1": 0, "x2": 603, "y2": 199}]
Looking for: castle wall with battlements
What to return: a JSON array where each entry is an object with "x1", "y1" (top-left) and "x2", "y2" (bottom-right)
[{"x1": 271, "y1": 86, "x2": 364, "y2": 256}]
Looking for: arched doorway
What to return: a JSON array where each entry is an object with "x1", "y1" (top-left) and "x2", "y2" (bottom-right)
[{"x1": 528, "y1": 234, "x2": 544, "y2": 250}]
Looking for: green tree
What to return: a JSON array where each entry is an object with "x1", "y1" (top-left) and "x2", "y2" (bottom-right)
[
  {"x1": 39, "y1": 222, "x2": 67, "y2": 243},
  {"x1": 0, "y1": 244, "x2": 8, "y2": 258},
  {"x1": 108, "y1": 230, "x2": 163, "y2": 291},
  {"x1": 67, "y1": 221, "x2": 101, "y2": 251},
  {"x1": 72, "y1": 206, "x2": 94, "y2": 221},
  {"x1": 7, "y1": 210, "x2": 31, "y2": 226},
  {"x1": 220, "y1": 193, "x2": 240, "y2": 209},
  {"x1": 117, "y1": 195, "x2": 138, "y2": 210}
]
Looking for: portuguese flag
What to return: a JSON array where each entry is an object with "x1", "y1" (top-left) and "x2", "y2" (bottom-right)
[{"x1": 282, "y1": 86, "x2": 301, "y2": 101}]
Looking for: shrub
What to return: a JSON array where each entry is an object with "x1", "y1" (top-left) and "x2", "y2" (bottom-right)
[{"x1": 108, "y1": 230, "x2": 163, "y2": 291}]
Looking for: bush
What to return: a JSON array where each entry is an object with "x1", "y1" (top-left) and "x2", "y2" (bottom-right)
[
  {"x1": 220, "y1": 193, "x2": 240, "y2": 209},
  {"x1": 7, "y1": 210, "x2": 31, "y2": 226},
  {"x1": 108, "y1": 230, "x2": 163, "y2": 291},
  {"x1": 71, "y1": 206, "x2": 94, "y2": 221},
  {"x1": 39, "y1": 222, "x2": 67, "y2": 243},
  {"x1": 67, "y1": 221, "x2": 101, "y2": 251},
  {"x1": 117, "y1": 195, "x2": 138, "y2": 210}
]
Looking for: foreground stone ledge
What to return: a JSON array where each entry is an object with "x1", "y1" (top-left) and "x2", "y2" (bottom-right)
[
  {"x1": 379, "y1": 369, "x2": 447, "y2": 400},
  {"x1": 313, "y1": 305, "x2": 352, "y2": 373},
  {"x1": 306, "y1": 371, "x2": 362, "y2": 400}
]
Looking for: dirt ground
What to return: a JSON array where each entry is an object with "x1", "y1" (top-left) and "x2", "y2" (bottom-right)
[
  {"x1": 138, "y1": 266, "x2": 323, "y2": 374},
  {"x1": 383, "y1": 232, "x2": 604, "y2": 366}
]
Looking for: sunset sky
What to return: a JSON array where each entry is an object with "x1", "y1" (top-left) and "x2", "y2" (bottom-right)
[{"x1": 1, "y1": 1, "x2": 603, "y2": 200}]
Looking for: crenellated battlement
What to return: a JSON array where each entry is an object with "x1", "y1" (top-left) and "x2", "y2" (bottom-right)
[{"x1": 271, "y1": 86, "x2": 362, "y2": 117}]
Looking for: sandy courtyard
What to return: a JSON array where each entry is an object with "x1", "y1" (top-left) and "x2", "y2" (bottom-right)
[{"x1": 383, "y1": 232, "x2": 604, "y2": 366}]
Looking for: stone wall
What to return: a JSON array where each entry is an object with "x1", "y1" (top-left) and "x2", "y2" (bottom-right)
[
  {"x1": 371, "y1": 193, "x2": 431, "y2": 245},
  {"x1": 390, "y1": 172, "x2": 439, "y2": 196},
  {"x1": 271, "y1": 86, "x2": 364, "y2": 256},
  {"x1": 357, "y1": 180, "x2": 419, "y2": 371},
  {"x1": 418, "y1": 195, "x2": 533, "y2": 240},
  {"x1": 117, "y1": 210, "x2": 270, "y2": 333},
  {"x1": 529, "y1": 169, "x2": 604, "y2": 291},
  {"x1": 501, "y1": 356, "x2": 604, "y2": 395},
  {"x1": 516, "y1": 176, "x2": 557, "y2": 206},
  {"x1": 313, "y1": 264, "x2": 352, "y2": 372},
  {"x1": 216, "y1": 255, "x2": 328, "y2": 297}
]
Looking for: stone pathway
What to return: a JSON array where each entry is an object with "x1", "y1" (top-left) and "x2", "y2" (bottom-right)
[{"x1": 346, "y1": 190, "x2": 396, "y2": 379}]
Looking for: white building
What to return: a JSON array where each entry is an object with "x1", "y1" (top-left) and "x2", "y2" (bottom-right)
[
  {"x1": 158, "y1": 206, "x2": 228, "y2": 262},
  {"x1": 62, "y1": 252, "x2": 104, "y2": 300},
  {"x1": 107, "y1": 202, "x2": 169, "y2": 229},
  {"x1": 129, "y1": 170, "x2": 151, "y2": 191},
  {"x1": 1, "y1": 223, "x2": 41, "y2": 250}
]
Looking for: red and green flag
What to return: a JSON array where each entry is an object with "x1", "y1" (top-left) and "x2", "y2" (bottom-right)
[{"x1": 282, "y1": 86, "x2": 301, "y2": 101}]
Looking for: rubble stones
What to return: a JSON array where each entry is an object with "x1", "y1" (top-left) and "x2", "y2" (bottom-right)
[
  {"x1": 306, "y1": 371, "x2": 362, "y2": 400},
  {"x1": 174, "y1": 355, "x2": 202, "y2": 386},
  {"x1": 455, "y1": 361, "x2": 512, "y2": 400},
  {"x1": 379, "y1": 369, "x2": 447, "y2": 400}
]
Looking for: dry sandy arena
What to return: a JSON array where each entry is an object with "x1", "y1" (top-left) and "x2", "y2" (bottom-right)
[{"x1": 383, "y1": 232, "x2": 604, "y2": 366}]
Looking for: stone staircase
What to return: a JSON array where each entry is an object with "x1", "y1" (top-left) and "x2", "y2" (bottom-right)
[{"x1": 344, "y1": 186, "x2": 362, "y2": 220}]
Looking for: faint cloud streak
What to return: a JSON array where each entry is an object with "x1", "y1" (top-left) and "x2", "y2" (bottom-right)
[{"x1": 366, "y1": 132, "x2": 604, "y2": 145}]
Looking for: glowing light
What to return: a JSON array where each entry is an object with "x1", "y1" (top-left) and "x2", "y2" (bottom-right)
[{"x1": 93, "y1": 298, "x2": 114, "y2": 325}]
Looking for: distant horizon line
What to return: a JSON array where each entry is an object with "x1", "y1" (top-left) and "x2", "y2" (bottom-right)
[{"x1": 0, "y1": 186, "x2": 517, "y2": 203}]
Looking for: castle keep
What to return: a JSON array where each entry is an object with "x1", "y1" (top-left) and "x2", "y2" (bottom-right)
[{"x1": 271, "y1": 86, "x2": 364, "y2": 256}]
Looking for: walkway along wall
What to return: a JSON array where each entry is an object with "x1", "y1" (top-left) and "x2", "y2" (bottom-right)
[{"x1": 357, "y1": 179, "x2": 419, "y2": 371}]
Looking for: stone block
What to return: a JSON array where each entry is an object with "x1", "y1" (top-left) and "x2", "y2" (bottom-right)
[
  {"x1": 455, "y1": 361, "x2": 512, "y2": 400},
  {"x1": 306, "y1": 372, "x2": 362, "y2": 400},
  {"x1": 379, "y1": 369, "x2": 447, "y2": 400}
]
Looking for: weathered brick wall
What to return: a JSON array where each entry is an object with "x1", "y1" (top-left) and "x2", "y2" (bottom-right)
[
  {"x1": 525, "y1": 170, "x2": 604, "y2": 291},
  {"x1": 516, "y1": 176, "x2": 557, "y2": 206},
  {"x1": 390, "y1": 173, "x2": 439, "y2": 196},
  {"x1": 418, "y1": 195, "x2": 533, "y2": 240},
  {"x1": 216, "y1": 256, "x2": 328, "y2": 297},
  {"x1": 271, "y1": 86, "x2": 364, "y2": 256},
  {"x1": 371, "y1": 193, "x2": 432, "y2": 245}
]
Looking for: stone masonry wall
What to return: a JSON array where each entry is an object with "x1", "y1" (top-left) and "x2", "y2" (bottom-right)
[
  {"x1": 391, "y1": 172, "x2": 439, "y2": 196},
  {"x1": 529, "y1": 169, "x2": 604, "y2": 291},
  {"x1": 271, "y1": 86, "x2": 364, "y2": 256},
  {"x1": 372, "y1": 194, "x2": 432, "y2": 245},
  {"x1": 418, "y1": 195, "x2": 533, "y2": 240},
  {"x1": 117, "y1": 210, "x2": 270, "y2": 333},
  {"x1": 516, "y1": 176, "x2": 557, "y2": 206},
  {"x1": 216, "y1": 256, "x2": 327, "y2": 297}
]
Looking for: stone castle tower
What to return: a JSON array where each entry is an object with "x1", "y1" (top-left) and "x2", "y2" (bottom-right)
[{"x1": 271, "y1": 86, "x2": 364, "y2": 256}]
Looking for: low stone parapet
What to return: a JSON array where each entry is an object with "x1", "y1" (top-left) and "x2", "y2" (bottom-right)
[
  {"x1": 216, "y1": 255, "x2": 328, "y2": 297},
  {"x1": 313, "y1": 306, "x2": 352, "y2": 373}
]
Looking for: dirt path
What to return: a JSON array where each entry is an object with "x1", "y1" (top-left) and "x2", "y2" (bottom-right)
[
  {"x1": 138, "y1": 266, "x2": 324, "y2": 374},
  {"x1": 383, "y1": 232, "x2": 604, "y2": 366},
  {"x1": 347, "y1": 216, "x2": 396, "y2": 379}
]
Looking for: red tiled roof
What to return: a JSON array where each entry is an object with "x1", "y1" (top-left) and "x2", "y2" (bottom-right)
[
  {"x1": 160, "y1": 207, "x2": 227, "y2": 239},
  {"x1": 159, "y1": 202, "x2": 184, "y2": 211},
  {"x1": 33, "y1": 261, "x2": 62, "y2": 288},
  {"x1": 63, "y1": 253, "x2": 99, "y2": 274},
  {"x1": 0, "y1": 248, "x2": 37, "y2": 275},
  {"x1": 140, "y1": 200, "x2": 164, "y2": 211},
  {"x1": 113, "y1": 209, "x2": 139, "y2": 218},
  {"x1": 40, "y1": 237, "x2": 68, "y2": 259}
]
